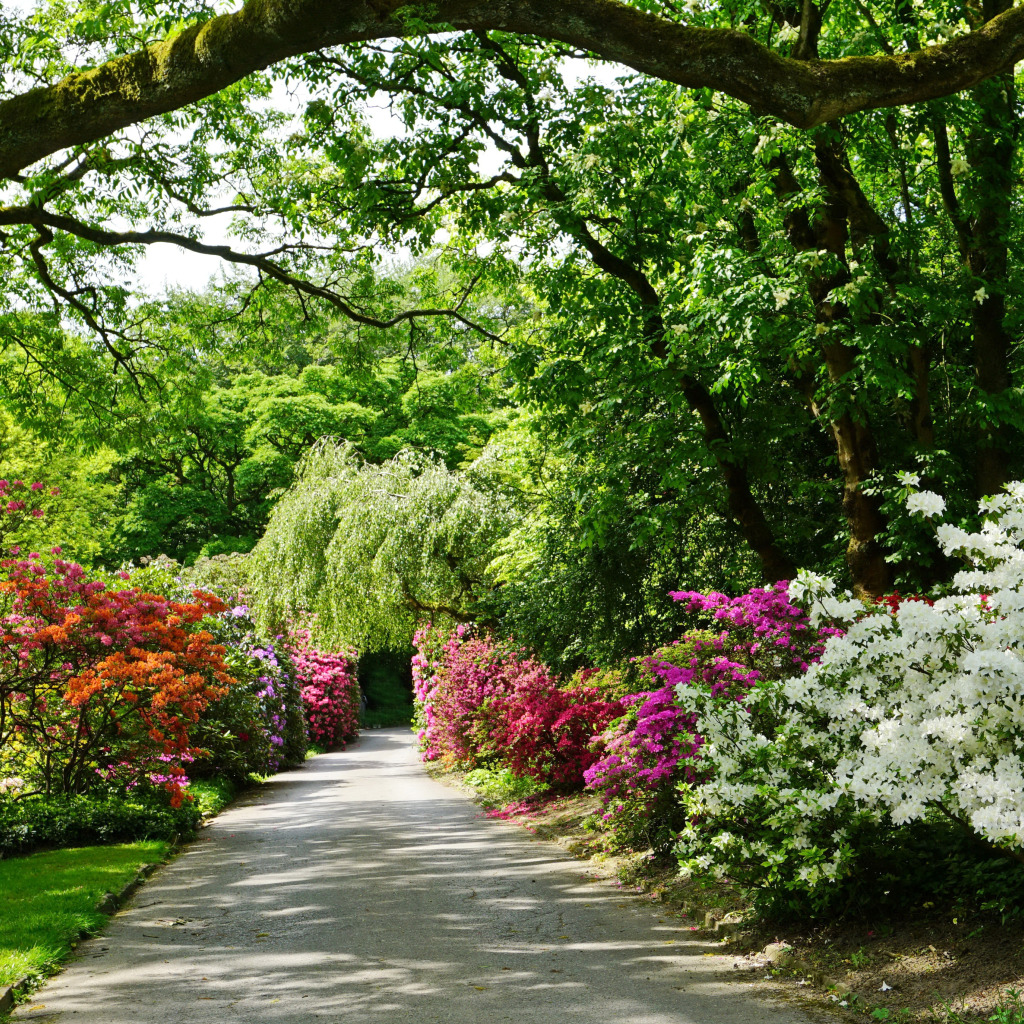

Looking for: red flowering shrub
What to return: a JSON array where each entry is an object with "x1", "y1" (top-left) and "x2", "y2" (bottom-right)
[
  {"x1": 0, "y1": 551, "x2": 235, "y2": 806},
  {"x1": 873, "y1": 591, "x2": 935, "y2": 614},
  {"x1": 290, "y1": 630, "x2": 360, "y2": 749},
  {"x1": 489, "y1": 678, "x2": 622, "y2": 791}
]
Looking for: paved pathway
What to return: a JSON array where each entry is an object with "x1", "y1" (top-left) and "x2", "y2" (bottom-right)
[{"x1": 13, "y1": 729, "x2": 821, "y2": 1024}]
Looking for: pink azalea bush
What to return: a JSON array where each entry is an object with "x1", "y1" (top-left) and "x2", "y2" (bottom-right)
[
  {"x1": 290, "y1": 629, "x2": 360, "y2": 749},
  {"x1": 583, "y1": 581, "x2": 842, "y2": 853},
  {"x1": 412, "y1": 624, "x2": 622, "y2": 790}
]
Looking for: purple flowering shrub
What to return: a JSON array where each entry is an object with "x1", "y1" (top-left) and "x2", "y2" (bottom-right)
[
  {"x1": 290, "y1": 629, "x2": 360, "y2": 750},
  {"x1": 584, "y1": 582, "x2": 840, "y2": 855},
  {"x1": 192, "y1": 604, "x2": 308, "y2": 778}
]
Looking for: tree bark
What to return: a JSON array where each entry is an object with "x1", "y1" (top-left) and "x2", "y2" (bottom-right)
[
  {"x1": 769, "y1": 145, "x2": 891, "y2": 598},
  {"x1": 964, "y1": 3, "x2": 1018, "y2": 497}
]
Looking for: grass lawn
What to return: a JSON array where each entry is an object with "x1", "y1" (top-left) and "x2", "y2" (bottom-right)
[{"x1": 0, "y1": 841, "x2": 168, "y2": 989}]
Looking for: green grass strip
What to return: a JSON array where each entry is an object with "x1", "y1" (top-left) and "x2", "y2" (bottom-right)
[{"x1": 0, "y1": 841, "x2": 168, "y2": 989}]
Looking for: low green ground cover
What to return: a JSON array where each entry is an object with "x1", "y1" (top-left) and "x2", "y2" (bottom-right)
[
  {"x1": 0, "y1": 841, "x2": 168, "y2": 989},
  {"x1": 0, "y1": 775, "x2": 246, "y2": 860}
]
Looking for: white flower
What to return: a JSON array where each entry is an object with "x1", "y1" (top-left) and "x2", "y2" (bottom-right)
[
  {"x1": 906, "y1": 490, "x2": 946, "y2": 518},
  {"x1": 950, "y1": 157, "x2": 970, "y2": 176},
  {"x1": 880, "y1": 982, "x2": 892, "y2": 992},
  {"x1": 896, "y1": 471, "x2": 920, "y2": 487},
  {"x1": 776, "y1": 24, "x2": 799, "y2": 44}
]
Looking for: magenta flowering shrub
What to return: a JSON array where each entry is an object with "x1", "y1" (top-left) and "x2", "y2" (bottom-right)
[
  {"x1": 412, "y1": 624, "x2": 523, "y2": 764},
  {"x1": 584, "y1": 582, "x2": 842, "y2": 853},
  {"x1": 290, "y1": 630, "x2": 360, "y2": 749}
]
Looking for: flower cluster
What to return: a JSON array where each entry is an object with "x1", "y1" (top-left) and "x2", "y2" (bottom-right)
[
  {"x1": 198, "y1": 604, "x2": 307, "y2": 775},
  {"x1": 0, "y1": 479, "x2": 59, "y2": 546},
  {"x1": 583, "y1": 584, "x2": 837, "y2": 853},
  {"x1": 289, "y1": 629, "x2": 360, "y2": 749},
  {"x1": 0, "y1": 551, "x2": 233, "y2": 806},
  {"x1": 412, "y1": 625, "x2": 621, "y2": 790},
  {"x1": 674, "y1": 482, "x2": 1024, "y2": 904}
]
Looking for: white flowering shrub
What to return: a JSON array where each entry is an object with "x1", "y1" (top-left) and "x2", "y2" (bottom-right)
[{"x1": 675, "y1": 482, "x2": 1024, "y2": 912}]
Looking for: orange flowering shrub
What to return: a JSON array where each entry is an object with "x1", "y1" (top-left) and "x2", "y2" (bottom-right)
[{"x1": 0, "y1": 550, "x2": 235, "y2": 806}]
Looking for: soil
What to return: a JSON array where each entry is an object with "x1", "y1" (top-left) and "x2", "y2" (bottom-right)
[{"x1": 434, "y1": 771, "x2": 1024, "y2": 1024}]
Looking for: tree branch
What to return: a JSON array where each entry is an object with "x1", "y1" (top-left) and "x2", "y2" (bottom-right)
[
  {"x1": 0, "y1": 204, "x2": 506, "y2": 342},
  {"x1": 3, "y1": 0, "x2": 1024, "y2": 179}
]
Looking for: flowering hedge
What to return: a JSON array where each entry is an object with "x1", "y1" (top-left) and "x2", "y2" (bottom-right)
[
  {"x1": 194, "y1": 603, "x2": 308, "y2": 778},
  {"x1": 673, "y1": 482, "x2": 1024, "y2": 911},
  {"x1": 0, "y1": 545, "x2": 363, "y2": 815},
  {"x1": 412, "y1": 625, "x2": 621, "y2": 790},
  {"x1": 582, "y1": 582, "x2": 840, "y2": 853}
]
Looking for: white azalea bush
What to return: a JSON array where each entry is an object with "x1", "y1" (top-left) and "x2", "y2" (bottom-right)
[{"x1": 675, "y1": 482, "x2": 1024, "y2": 914}]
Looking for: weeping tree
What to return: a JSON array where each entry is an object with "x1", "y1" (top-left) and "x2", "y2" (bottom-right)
[{"x1": 249, "y1": 439, "x2": 519, "y2": 649}]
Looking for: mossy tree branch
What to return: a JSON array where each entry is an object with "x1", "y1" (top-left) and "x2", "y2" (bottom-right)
[{"x1": 2, "y1": 0, "x2": 1024, "y2": 180}]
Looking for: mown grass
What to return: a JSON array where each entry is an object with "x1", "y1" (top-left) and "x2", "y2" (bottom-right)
[{"x1": 0, "y1": 841, "x2": 168, "y2": 989}]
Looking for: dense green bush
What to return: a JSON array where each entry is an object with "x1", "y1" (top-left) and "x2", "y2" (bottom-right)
[{"x1": 0, "y1": 795, "x2": 202, "y2": 859}]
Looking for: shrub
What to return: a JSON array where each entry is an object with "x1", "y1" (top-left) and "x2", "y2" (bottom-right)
[
  {"x1": 673, "y1": 482, "x2": 1024, "y2": 917},
  {"x1": 0, "y1": 794, "x2": 201, "y2": 858},
  {"x1": 412, "y1": 625, "x2": 620, "y2": 790},
  {"x1": 0, "y1": 552, "x2": 234, "y2": 806},
  {"x1": 489, "y1": 677, "x2": 622, "y2": 791},
  {"x1": 412, "y1": 624, "x2": 522, "y2": 765},
  {"x1": 584, "y1": 584, "x2": 838, "y2": 856},
  {"x1": 290, "y1": 630, "x2": 360, "y2": 750},
  {"x1": 199, "y1": 604, "x2": 307, "y2": 774}
]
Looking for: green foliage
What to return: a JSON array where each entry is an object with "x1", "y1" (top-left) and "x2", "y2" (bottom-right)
[
  {"x1": 0, "y1": 795, "x2": 200, "y2": 859},
  {"x1": 463, "y1": 766, "x2": 545, "y2": 806},
  {"x1": 250, "y1": 440, "x2": 519, "y2": 649},
  {"x1": 185, "y1": 776, "x2": 242, "y2": 818},
  {"x1": 0, "y1": 412, "x2": 118, "y2": 566}
]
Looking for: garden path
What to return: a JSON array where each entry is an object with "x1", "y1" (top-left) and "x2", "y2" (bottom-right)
[{"x1": 12, "y1": 729, "x2": 824, "y2": 1024}]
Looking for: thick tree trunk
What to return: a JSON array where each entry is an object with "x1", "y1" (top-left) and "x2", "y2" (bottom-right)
[
  {"x1": 771, "y1": 147, "x2": 890, "y2": 597},
  {"x1": 965, "y1": 9, "x2": 1017, "y2": 497}
]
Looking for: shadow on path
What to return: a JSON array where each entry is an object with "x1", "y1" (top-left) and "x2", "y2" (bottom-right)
[{"x1": 13, "y1": 730, "x2": 818, "y2": 1024}]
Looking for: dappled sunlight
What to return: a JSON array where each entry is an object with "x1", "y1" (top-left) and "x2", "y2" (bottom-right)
[{"x1": 12, "y1": 731, "x2": 812, "y2": 1024}]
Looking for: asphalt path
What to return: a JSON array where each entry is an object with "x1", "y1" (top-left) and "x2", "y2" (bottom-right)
[{"x1": 12, "y1": 729, "x2": 821, "y2": 1024}]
